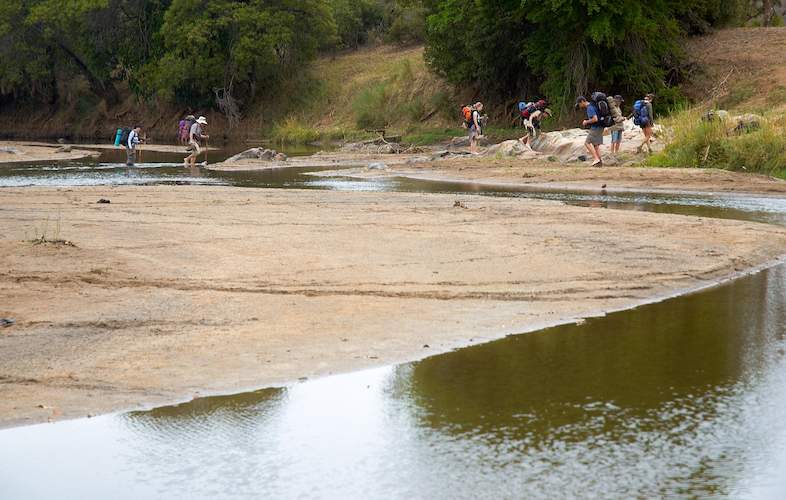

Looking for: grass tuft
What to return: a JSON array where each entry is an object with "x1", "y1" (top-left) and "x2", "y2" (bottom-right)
[{"x1": 647, "y1": 107, "x2": 786, "y2": 178}]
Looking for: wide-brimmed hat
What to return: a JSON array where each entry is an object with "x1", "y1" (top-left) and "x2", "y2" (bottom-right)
[
  {"x1": 543, "y1": 108, "x2": 553, "y2": 116},
  {"x1": 185, "y1": 114, "x2": 195, "y2": 121},
  {"x1": 196, "y1": 116, "x2": 208, "y2": 125},
  {"x1": 613, "y1": 95, "x2": 624, "y2": 102}
]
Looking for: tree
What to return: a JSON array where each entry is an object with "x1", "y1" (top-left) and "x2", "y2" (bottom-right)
[
  {"x1": 149, "y1": 0, "x2": 336, "y2": 110},
  {"x1": 424, "y1": 0, "x2": 741, "y2": 112}
]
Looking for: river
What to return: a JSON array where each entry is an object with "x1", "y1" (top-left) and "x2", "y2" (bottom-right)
[{"x1": 1, "y1": 149, "x2": 785, "y2": 499}]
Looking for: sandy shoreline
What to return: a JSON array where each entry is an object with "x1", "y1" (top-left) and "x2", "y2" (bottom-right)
[
  {"x1": 2, "y1": 185, "x2": 786, "y2": 428},
  {"x1": 306, "y1": 156, "x2": 786, "y2": 196},
  {"x1": 0, "y1": 141, "x2": 100, "y2": 164}
]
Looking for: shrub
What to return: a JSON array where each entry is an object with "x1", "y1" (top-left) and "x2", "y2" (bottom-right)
[
  {"x1": 352, "y1": 82, "x2": 390, "y2": 129},
  {"x1": 647, "y1": 108, "x2": 786, "y2": 178}
]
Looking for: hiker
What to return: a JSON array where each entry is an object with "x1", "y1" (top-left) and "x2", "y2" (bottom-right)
[
  {"x1": 519, "y1": 107, "x2": 552, "y2": 146},
  {"x1": 576, "y1": 96, "x2": 604, "y2": 167},
  {"x1": 126, "y1": 125, "x2": 142, "y2": 166},
  {"x1": 179, "y1": 115, "x2": 195, "y2": 145},
  {"x1": 635, "y1": 94, "x2": 655, "y2": 154},
  {"x1": 467, "y1": 102, "x2": 484, "y2": 154},
  {"x1": 609, "y1": 95, "x2": 625, "y2": 154},
  {"x1": 185, "y1": 116, "x2": 209, "y2": 167}
]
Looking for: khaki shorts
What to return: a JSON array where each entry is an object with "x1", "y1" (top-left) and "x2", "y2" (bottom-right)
[
  {"x1": 585, "y1": 127, "x2": 604, "y2": 146},
  {"x1": 468, "y1": 126, "x2": 480, "y2": 142},
  {"x1": 188, "y1": 141, "x2": 202, "y2": 156}
]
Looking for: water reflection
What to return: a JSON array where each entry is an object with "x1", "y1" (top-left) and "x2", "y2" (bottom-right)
[{"x1": 1, "y1": 267, "x2": 784, "y2": 498}]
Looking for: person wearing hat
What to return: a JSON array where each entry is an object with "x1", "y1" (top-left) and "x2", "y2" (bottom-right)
[
  {"x1": 609, "y1": 95, "x2": 625, "y2": 154},
  {"x1": 576, "y1": 96, "x2": 603, "y2": 167},
  {"x1": 185, "y1": 116, "x2": 209, "y2": 167}
]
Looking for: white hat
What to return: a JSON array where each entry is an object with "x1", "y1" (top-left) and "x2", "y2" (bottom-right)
[{"x1": 196, "y1": 116, "x2": 208, "y2": 125}]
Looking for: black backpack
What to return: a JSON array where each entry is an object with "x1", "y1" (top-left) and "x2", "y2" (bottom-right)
[
  {"x1": 118, "y1": 127, "x2": 132, "y2": 147},
  {"x1": 591, "y1": 92, "x2": 613, "y2": 128}
]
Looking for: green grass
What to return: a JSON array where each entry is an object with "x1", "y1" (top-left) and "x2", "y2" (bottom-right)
[
  {"x1": 269, "y1": 117, "x2": 372, "y2": 144},
  {"x1": 718, "y1": 83, "x2": 756, "y2": 110},
  {"x1": 401, "y1": 127, "x2": 464, "y2": 145},
  {"x1": 647, "y1": 107, "x2": 786, "y2": 178},
  {"x1": 766, "y1": 85, "x2": 786, "y2": 107}
]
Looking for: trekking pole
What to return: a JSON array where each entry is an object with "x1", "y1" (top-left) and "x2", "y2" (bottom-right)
[{"x1": 205, "y1": 137, "x2": 209, "y2": 166}]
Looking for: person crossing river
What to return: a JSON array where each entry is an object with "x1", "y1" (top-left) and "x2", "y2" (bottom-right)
[{"x1": 184, "y1": 116, "x2": 209, "y2": 167}]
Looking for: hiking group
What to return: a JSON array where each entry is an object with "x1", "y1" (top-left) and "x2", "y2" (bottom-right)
[
  {"x1": 114, "y1": 115, "x2": 208, "y2": 167},
  {"x1": 463, "y1": 92, "x2": 655, "y2": 166},
  {"x1": 576, "y1": 92, "x2": 655, "y2": 166}
]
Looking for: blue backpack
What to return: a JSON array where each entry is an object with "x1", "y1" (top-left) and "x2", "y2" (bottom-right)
[{"x1": 633, "y1": 100, "x2": 649, "y2": 125}]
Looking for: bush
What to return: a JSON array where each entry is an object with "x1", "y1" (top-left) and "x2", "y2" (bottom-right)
[
  {"x1": 647, "y1": 108, "x2": 786, "y2": 178},
  {"x1": 352, "y1": 82, "x2": 390, "y2": 129}
]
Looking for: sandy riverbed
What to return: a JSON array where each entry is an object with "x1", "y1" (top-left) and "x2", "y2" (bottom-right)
[
  {"x1": 308, "y1": 156, "x2": 786, "y2": 196},
  {"x1": 0, "y1": 141, "x2": 99, "y2": 164},
  {"x1": 2, "y1": 186, "x2": 786, "y2": 428}
]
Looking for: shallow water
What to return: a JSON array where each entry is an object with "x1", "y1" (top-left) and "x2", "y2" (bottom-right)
[{"x1": 2, "y1": 148, "x2": 786, "y2": 498}]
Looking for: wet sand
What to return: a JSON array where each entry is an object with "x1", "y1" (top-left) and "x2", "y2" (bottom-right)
[
  {"x1": 2, "y1": 185, "x2": 786, "y2": 428},
  {"x1": 309, "y1": 156, "x2": 786, "y2": 196},
  {"x1": 0, "y1": 141, "x2": 99, "y2": 164}
]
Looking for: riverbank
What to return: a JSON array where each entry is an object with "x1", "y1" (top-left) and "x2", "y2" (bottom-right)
[
  {"x1": 2, "y1": 185, "x2": 786, "y2": 428},
  {"x1": 309, "y1": 156, "x2": 786, "y2": 195},
  {"x1": 0, "y1": 141, "x2": 99, "y2": 164}
]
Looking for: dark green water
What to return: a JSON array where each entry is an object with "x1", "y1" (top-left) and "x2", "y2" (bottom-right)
[{"x1": 1, "y1": 150, "x2": 786, "y2": 499}]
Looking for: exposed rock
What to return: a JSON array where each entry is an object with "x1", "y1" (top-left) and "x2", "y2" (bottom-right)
[
  {"x1": 341, "y1": 139, "x2": 403, "y2": 154},
  {"x1": 0, "y1": 146, "x2": 19, "y2": 154},
  {"x1": 449, "y1": 135, "x2": 490, "y2": 148},
  {"x1": 368, "y1": 162, "x2": 387, "y2": 170},
  {"x1": 485, "y1": 140, "x2": 528, "y2": 157},
  {"x1": 55, "y1": 145, "x2": 73, "y2": 153},
  {"x1": 225, "y1": 148, "x2": 286, "y2": 163}
]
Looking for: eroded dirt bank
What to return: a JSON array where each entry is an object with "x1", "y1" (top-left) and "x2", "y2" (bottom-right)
[{"x1": 2, "y1": 186, "x2": 786, "y2": 428}]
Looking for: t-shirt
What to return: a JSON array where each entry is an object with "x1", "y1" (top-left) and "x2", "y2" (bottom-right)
[
  {"x1": 470, "y1": 110, "x2": 481, "y2": 131},
  {"x1": 190, "y1": 122, "x2": 203, "y2": 143},
  {"x1": 127, "y1": 130, "x2": 140, "y2": 149},
  {"x1": 586, "y1": 104, "x2": 603, "y2": 129}
]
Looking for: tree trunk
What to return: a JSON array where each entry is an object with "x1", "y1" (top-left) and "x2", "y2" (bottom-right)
[{"x1": 763, "y1": 0, "x2": 773, "y2": 26}]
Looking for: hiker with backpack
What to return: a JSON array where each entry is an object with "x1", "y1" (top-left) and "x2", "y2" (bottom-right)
[
  {"x1": 126, "y1": 125, "x2": 143, "y2": 166},
  {"x1": 519, "y1": 106, "x2": 552, "y2": 146},
  {"x1": 609, "y1": 95, "x2": 625, "y2": 154},
  {"x1": 179, "y1": 115, "x2": 195, "y2": 145},
  {"x1": 634, "y1": 94, "x2": 655, "y2": 154},
  {"x1": 184, "y1": 116, "x2": 209, "y2": 167},
  {"x1": 576, "y1": 95, "x2": 607, "y2": 167},
  {"x1": 462, "y1": 102, "x2": 484, "y2": 154}
]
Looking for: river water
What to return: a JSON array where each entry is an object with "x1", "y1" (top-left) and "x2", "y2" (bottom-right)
[{"x1": 1, "y1": 149, "x2": 786, "y2": 499}]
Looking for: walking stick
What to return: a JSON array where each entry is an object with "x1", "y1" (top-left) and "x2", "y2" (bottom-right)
[{"x1": 205, "y1": 137, "x2": 208, "y2": 166}]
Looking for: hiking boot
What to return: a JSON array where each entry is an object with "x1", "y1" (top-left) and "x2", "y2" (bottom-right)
[{"x1": 591, "y1": 159, "x2": 601, "y2": 167}]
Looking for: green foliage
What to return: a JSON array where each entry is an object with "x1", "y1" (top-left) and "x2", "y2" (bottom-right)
[
  {"x1": 766, "y1": 85, "x2": 786, "y2": 107},
  {"x1": 647, "y1": 108, "x2": 786, "y2": 177},
  {"x1": 353, "y1": 82, "x2": 390, "y2": 128},
  {"x1": 423, "y1": 0, "x2": 738, "y2": 114},
  {"x1": 149, "y1": 0, "x2": 336, "y2": 106},
  {"x1": 719, "y1": 83, "x2": 756, "y2": 110}
]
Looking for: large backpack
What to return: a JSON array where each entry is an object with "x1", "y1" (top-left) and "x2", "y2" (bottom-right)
[
  {"x1": 591, "y1": 92, "x2": 613, "y2": 127},
  {"x1": 462, "y1": 105, "x2": 473, "y2": 126},
  {"x1": 606, "y1": 96, "x2": 624, "y2": 124},
  {"x1": 633, "y1": 100, "x2": 649, "y2": 125},
  {"x1": 520, "y1": 102, "x2": 538, "y2": 120},
  {"x1": 118, "y1": 127, "x2": 132, "y2": 147}
]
